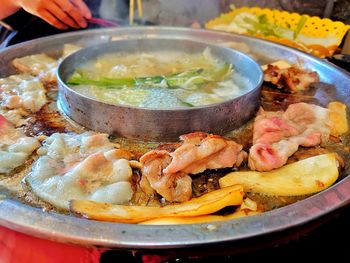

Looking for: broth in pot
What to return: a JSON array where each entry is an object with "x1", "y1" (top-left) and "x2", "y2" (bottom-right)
[{"x1": 67, "y1": 48, "x2": 250, "y2": 108}]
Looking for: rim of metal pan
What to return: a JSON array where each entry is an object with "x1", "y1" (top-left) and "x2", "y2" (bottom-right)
[{"x1": 0, "y1": 27, "x2": 349, "y2": 249}]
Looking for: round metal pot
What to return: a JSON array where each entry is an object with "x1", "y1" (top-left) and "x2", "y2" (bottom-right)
[{"x1": 57, "y1": 38, "x2": 263, "y2": 141}]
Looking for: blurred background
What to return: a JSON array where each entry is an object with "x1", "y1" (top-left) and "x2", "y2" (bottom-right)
[
  {"x1": 1, "y1": 0, "x2": 349, "y2": 47},
  {"x1": 97, "y1": 0, "x2": 349, "y2": 25}
]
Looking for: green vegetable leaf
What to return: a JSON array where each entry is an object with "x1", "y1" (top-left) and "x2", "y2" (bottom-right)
[
  {"x1": 67, "y1": 64, "x2": 232, "y2": 92},
  {"x1": 243, "y1": 14, "x2": 283, "y2": 38},
  {"x1": 177, "y1": 98, "x2": 195, "y2": 107},
  {"x1": 68, "y1": 73, "x2": 135, "y2": 87},
  {"x1": 135, "y1": 76, "x2": 165, "y2": 86},
  {"x1": 68, "y1": 68, "x2": 215, "y2": 90},
  {"x1": 293, "y1": 15, "x2": 307, "y2": 40},
  {"x1": 166, "y1": 68, "x2": 204, "y2": 87},
  {"x1": 258, "y1": 14, "x2": 268, "y2": 24},
  {"x1": 208, "y1": 63, "x2": 233, "y2": 81}
]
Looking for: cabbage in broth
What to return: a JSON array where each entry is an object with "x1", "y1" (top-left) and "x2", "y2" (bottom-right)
[{"x1": 67, "y1": 48, "x2": 247, "y2": 108}]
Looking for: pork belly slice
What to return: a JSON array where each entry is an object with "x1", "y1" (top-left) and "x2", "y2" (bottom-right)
[
  {"x1": 0, "y1": 74, "x2": 48, "y2": 126},
  {"x1": 140, "y1": 132, "x2": 247, "y2": 202},
  {"x1": 264, "y1": 64, "x2": 319, "y2": 93},
  {"x1": 0, "y1": 115, "x2": 40, "y2": 174},
  {"x1": 249, "y1": 103, "x2": 331, "y2": 171},
  {"x1": 12, "y1": 54, "x2": 57, "y2": 85},
  {"x1": 26, "y1": 132, "x2": 134, "y2": 210},
  {"x1": 140, "y1": 150, "x2": 193, "y2": 203}
]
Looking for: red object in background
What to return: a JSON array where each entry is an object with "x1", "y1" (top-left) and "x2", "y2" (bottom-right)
[
  {"x1": 0, "y1": 226, "x2": 104, "y2": 263},
  {"x1": 87, "y1": 17, "x2": 120, "y2": 27}
]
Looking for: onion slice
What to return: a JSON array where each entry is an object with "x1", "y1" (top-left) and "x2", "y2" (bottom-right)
[{"x1": 70, "y1": 185, "x2": 244, "y2": 224}]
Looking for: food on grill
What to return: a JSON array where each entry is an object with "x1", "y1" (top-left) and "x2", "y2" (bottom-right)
[
  {"x1": 140, "y1": 210, "x2": 261, "y2": 225},
  {"x1": 67, "y1": 48, "x2": 249, "y2": 108},
  {"x1": 328, "y1": 101, "x2": 349, "y2": 137},
  {"x1": 0, "y1": 115, "x2": 40, "y2": 174},
  {"x1": 220, "y1": 154, "x2": 339, "y2": 196},
  {"x1": 263, "y1": 64, "x2": 320, "y2": 93},
  {"x1": 263, "y1": 64, "x2": 320, "y2": 92},
  {"x1": 0, "y1": 41, "x2": 348, "y2": 226},
  {"x1": 12, "y1": 54, "x2": 57, "y2": 85},
  {"x1": 0, "y1": 74, "x2": 48, "y2": 126},
  {"x1": 249, "y1": 103, "x2": 331, "y2": 171},
  {"x1": 206, "y1": 7, "x2": 349, "y2": 58},
  {"x1": 25, "y1": 132, "x2": 133, "y2": 209},
  {"x1": 140, "y1": 198, "x2": 260, "y2": 225},
  {"x1": 140, "y1": 132, "x2": 247, "y2": 202},
  {"x1": 70, "y1": 184, "x2": 244, "y2": 223}
]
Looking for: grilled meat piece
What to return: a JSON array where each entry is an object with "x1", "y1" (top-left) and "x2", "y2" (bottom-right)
[
  {"x1": 26, "y1": 132, "x2": 133, "y2": 210},
  {"x1": 0, "y1": 74, "x2": 48, "y2": 127},
  {"x1": 0, "y1": 114, "x2": 40, "y2": 174},
  {"x1": 140, "y1": 132, "x2": 247, "y2": 202},
  {"x1": 249, "y1": 103, "x2": 331, "y2": 171},
  {"x1": 264, "y1": 64, "x2": 320, "y2": 93}
]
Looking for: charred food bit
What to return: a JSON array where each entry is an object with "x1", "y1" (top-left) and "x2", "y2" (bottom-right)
[{"x1": 264, "y1": 64, "x2": 320, "y2": 93}]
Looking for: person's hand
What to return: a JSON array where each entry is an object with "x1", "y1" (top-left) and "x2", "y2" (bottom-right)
[{"x1": 17, "y1": 0, "x2": 92, "y2": 29}]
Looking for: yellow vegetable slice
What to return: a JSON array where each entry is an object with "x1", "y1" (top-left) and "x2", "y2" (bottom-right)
[
  {"x1": 70, "y1": 185, "x2": 244, "y2": 223},
  {"x1": 139, "y1": 210, "x2": 261, "y2": 225},
  {"x1": 219, "y1": 154, "x2": 338, "y2": 196},
  {"x1": 328, "y1": 101, "x2": 348, "y2": 137}
]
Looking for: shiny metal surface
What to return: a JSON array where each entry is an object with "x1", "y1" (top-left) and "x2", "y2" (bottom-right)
[
  {"x1": 57, "y1": 38, "x2": 263, "y2": 140},
  {"x1": 0, "y1": 27, "x2": 350, "y2": 249}
]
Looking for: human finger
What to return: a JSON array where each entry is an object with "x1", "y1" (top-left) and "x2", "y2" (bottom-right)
[
  {"x1": 70, "y1": 0, "x2": 92, "y2": 19},
  {"x1": 46, "y1": 1, "x2": 80, "y2": 28},
  {"x1": 40, "y1": 10, "x2": 68, "y2": 30},
  {"x1": 54, "y1": 0, "x2": 87, "y2": 28}
]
